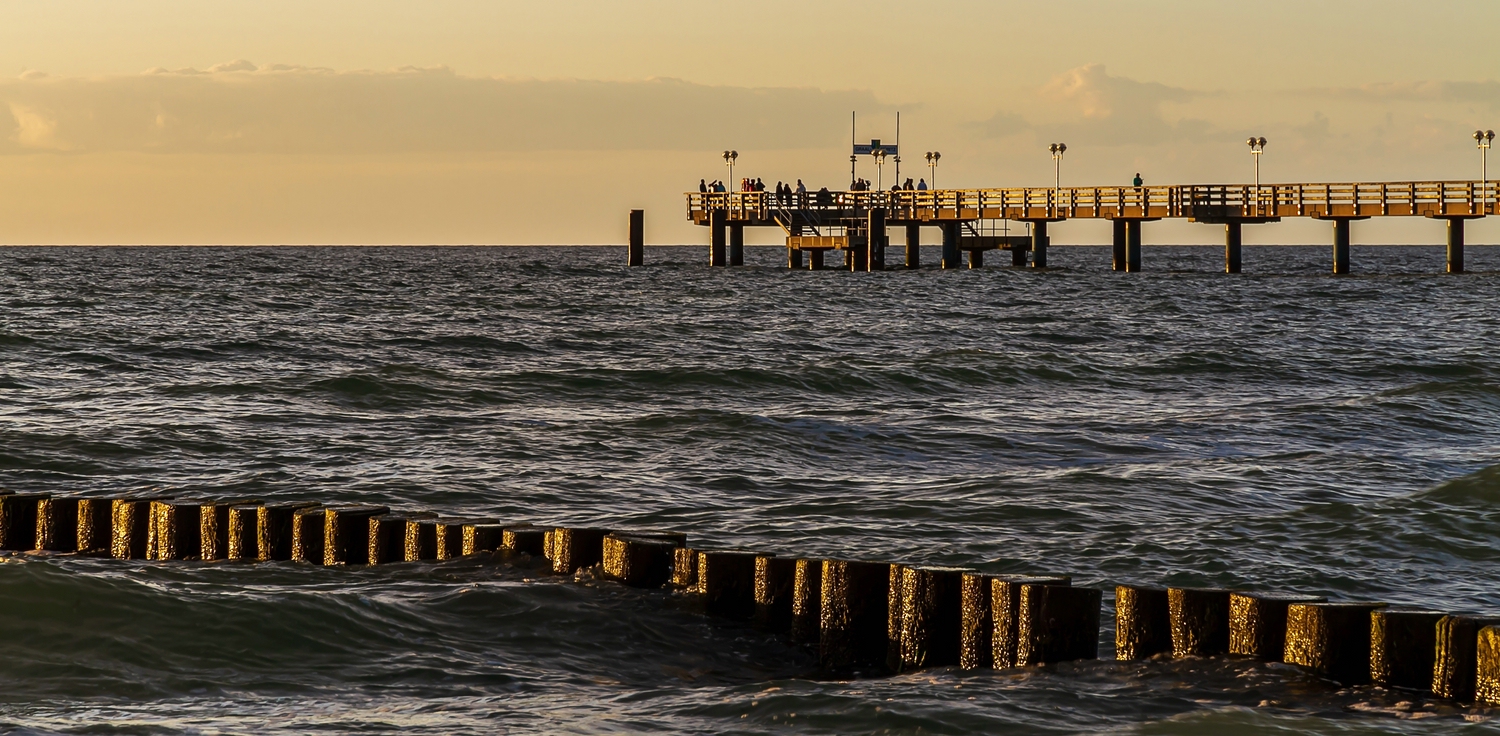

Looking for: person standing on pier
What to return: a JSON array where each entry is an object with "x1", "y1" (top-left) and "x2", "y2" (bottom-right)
[
  {"x1": 796, "y1": 179, "x2": 807, "y2": 207},
  {"x1": 1133, "y1": 173, "x2": 1143, "y2": 187},
  {"x1": 917, "y1": 178, "x2": 928, "y2": 191},
  {"x1": 699, "y1": 179, "x2": 707, "y2": 193}
]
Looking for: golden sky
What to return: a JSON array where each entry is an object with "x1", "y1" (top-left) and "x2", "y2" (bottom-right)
[{"x1": 2, "y1": 0, "x2": 1499, "y2": 245}]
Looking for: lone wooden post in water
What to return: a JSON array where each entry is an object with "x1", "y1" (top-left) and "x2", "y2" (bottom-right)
[
  {"x1": 1168, "y1": 587, "x2": 1232, "y2": 657},
  {"x1": 1371, "y1": 609, "x2": 1445, "y2": 691},
  {"x1": 627, "y1": 209, "x2": 644, "y2": 267},
  {"x1": 1283, "y1": 601, "x2": 1386, "y2": 685},
  {"x1": 1116, "y1": 585, "x2": 1171, "y2": 659}
]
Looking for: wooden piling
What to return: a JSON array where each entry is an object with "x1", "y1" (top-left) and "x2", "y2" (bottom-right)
[
  {"x1": 34, "y1": 496, "x2": 80, "y2": 552},
  {"x1": 697, "y1": 550, "x2": 758, "y2": 619},
  {"x1": 1434, "y1": 615, "x2": 1500, "y2": 701},
  {"x1": 819, "y1": 559, "x2": 890, "y2": 670},
  {"x1": 0, "y1": 492, "x2": 48, "y2": 551},
  {"x1": 198, "y1": 498, "x2": 258, "y2": 561},
  {"x1": 370, "y1": 512, "x2": 435, "y2": 565},
  {"x1": 959, "y1": 573, "x2": 994, "y2": 669},
  {"x1": 1283, "y1": 601, "x2": 1386, "y2": 685},
  {"x1": 1370, "y1": 609, "x2": 1445, "y2": 691},
  {"x1": 791, "y1": 558, "x2": 823, "y2": 644},
  {"x1": 501, "y1": 524, "x2": 545, "y2": 556},
  {"x1": 148, "y1": 500, "x2": 203, "y2": 560},
  {"x1": 1476, "y1": 625, "x2": 1500, "y2": 704},
  {"x1": 993, "y1": 575, "x2": 1073, "y2": 668},
  {"x1": 754, "y1": 555, "x2": 796, "y2": 631},
  {"x1": 1017, "y1": 584, "x2": 1103, "y2": 665},
  {"x1": 898, "y1": 566, "x2": 970, "y2": 670},
  {"x1": 886, "y1": 563, "x2": 905, "y2": 670},
  {"x1": 627, "y1": 209, "x2": 644, "y2": 267},
  {"x1": 433, "y1": 520, "x2": 468, "y2": 560},
  {"x1": 404, "y1": 517, "x2": 439, "y2": 562},
  {"x1": 291, "y1": 507, "x2": 326, "y2": 564},
  {"x1": 112, "y1": 496, "x2": 169, "y2": 560},
  {"x1": 462, "y1": 522, "x2": 505, "y2": 556},
  {"x1": 602, "y1": 534, "x2": 680, "y2": 588},
  {"x1": 322, "y1": 505, "x2": 389, "y2": 566},
  {"x1": 226, "y1": 504, "x2": 261, "y2": 561},
  {"x1": 550, "y1": 527, "x2": 611, "y2": 574},
  {"x1": 1115, "y1": 585, "x2": 1171, "y2": 660},
  {"x1": 1168, "y1": 587, "x2": 1233, "y2": 657},
  {"x1": 671, "y1": 546, "x2": 698, "y2": 589},
  {"x1": 75, "y1": 498, "x2": 115, "y2": 555},
  {"x1": 1229, "y1": 592, "x2": 1325, "y2": 660},
  {"x1": 259, "y1": 502, "x2": 318, "y2": 561}
]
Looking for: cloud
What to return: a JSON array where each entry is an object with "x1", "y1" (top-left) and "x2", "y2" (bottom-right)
[
  {"x1": 0, "y1": 63, "x2": 886, "y2": 154},
  {"x1": 1316, "y1": 80, "x2": 1500, "y2": 110},
  {"x1": 1039, "y1": 63, "x2": 1203, "y2": 145}
]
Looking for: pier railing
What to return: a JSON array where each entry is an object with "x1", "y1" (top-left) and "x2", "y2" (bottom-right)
[{"x1": 688, "y1": 181, "x2": 1499, "y2": 225}]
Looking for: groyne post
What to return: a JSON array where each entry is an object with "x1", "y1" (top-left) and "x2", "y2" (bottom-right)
[
  {"x1": 603, "y1": 534, "x2": 680, "y2": 588},
  {"x1": 820, "y1": 559, "x2": 890, "y2": 670},
  {"x1": 1225, "y1": 222, "x2": 1243, "y2": 273},
  {"x1": 1477, "y1": 625, "x2": 1500, "y2": 704},
  {"x1": 76, "y1": 498, "x2": 114, "y2": 554},
  {"x1": 462, "y1": 522, "x2": 505, "y2": 555},
  {"x1": 1017, "y1": 584, "x2": 1102, "y2": 665},
  {"x1": 790, "y1": 558, "x2": 824, "y2": 643},
  {"x1": 754, "y1": 555, "x2": 796, "y2": 631},
  {"x1": 501, "y1": 524, "x2": 544, "y2": 556},
  {"x1": 886, "y1": 563, "x2": 905, "y2": 670},
  {"x1": 113, "y1": 496, "x2": 169, "y2": 560},
  {"x1": 994, "y1": 575, "x2": 1072, "y2": 668},
  {"x1": 199, "y1": 498, "x2": 257, "y2": 561},
  {"x1": 291, "y1": 507, "x2": 325, "y2": 563},
  {"x1": 959, "y1": 573, "x2": 994, "y2": 669},
  {"x1": 550, "y1": 526, "x2": 610, "y2": 573},
  {"x1": 709, "y1": 210, "x2": 727, "y2": 267},
  {"x1": 1283, "y1": 601, "x2": 1386, "y2": 685},
  {"x1": 1434, "y1": 615, "x2": 1500, "y2": 701},
  {"x1": 1229, "y1": 592, "x2": 1325, "y2": 659},
  {"x1": 34, "y1": 496, "x2": 79, "y2": 552},
  {"x1": 1168, "y1": 587, "x2": 1232, "y2": 657},
  {"x1": 627, "y1": 209, "x2": 644, "y2": 267},
  {"x1": 1371, "y1": 609, "x2": 1445, "y2": 691},
  {"x1": 149, "y1": 500, "x2": 202, "y2": 560},
  {"x1": 0, "y1": 493, "x2": 48, "y2": 551},
  {"x1": 1115, "y1": 585, "x2": 1171, "y2": 659},
  {"x1": 671, "y1": 546, "x2": 698, "y2": 589},
  {"x1": 905, "y1": 224, "x2": 921, "y2": 269},
  {"x1": 226, "y1": 504, "x2": 260, "y2": 561},
  {"x1": 697, "y1": 549, "x2": 758, "y2": 619},
  {"x1": 898, "y1": 566, "x2": 970, "y2": 670},
  {"x1": 260, "y1": 502, "x2": 317, "y2": 561},
  {"x1": 322, "y1": 505, "x2": 389, "y2": 565}
]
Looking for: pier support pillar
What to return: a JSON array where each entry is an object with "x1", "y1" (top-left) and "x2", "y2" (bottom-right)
[
  {"x1": 906, "y1": 225, "x2": 921, "y2": 269},
  {"x1": 808, "y1": 250, "x2": 824, "y2": 271},
  {"x1": 728, "y1": 224, "x2": 744, "y2": 266},
  {"x1": 1125, "y1": 220, "x2": 1143, "y2": 272},
  {"x1": 627, "y1": 209, "x2": 644, "y2": 267},
  {"x1": 848, "y1": 244, "x2": 867, "y2": 272},
  {"x1": 968, "y1": 250, "x2": 983, "y2": 269},
  {"x1": 941, "y1": 223, "x2": 961, "y2": 269},
  {"x1": 1332, "y1": 219, "x2": 1351, "y2": 275},
  {"x1": 1225, "y1": 221, "x2": 1242, "y2": 274},
  {"x1": 868, "y1": 209, "x2": 886, "y2": 272},
  {"x1": 1447, "y1": 218, "x2": 1466, "y2": 274},
  {"x1": 709, "y1": 210, "x2": 727, "y2": 267},
  {"x1": 1031, "y1": 221, "x2": 1048, "y2": 269},
  {"x1": 1112, "y1": 220, "x2": 1127, "y2": 271},
  {"x1": 787, "y1": 225, "x2": 804, "y2": 269}
]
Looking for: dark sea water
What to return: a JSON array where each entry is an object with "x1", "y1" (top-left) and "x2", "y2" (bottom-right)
[{"x1": 2, "y1": 244, "x2": 1500, "y2": 735}]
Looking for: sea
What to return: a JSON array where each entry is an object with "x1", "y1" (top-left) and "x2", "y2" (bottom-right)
[{"x1": 1, "y1": 244, "x2": 1498, "y2": 735}]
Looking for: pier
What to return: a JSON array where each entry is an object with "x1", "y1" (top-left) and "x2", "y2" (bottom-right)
[{"x1": 682, "y1": 180, "x2": 1497, "y2": 273}]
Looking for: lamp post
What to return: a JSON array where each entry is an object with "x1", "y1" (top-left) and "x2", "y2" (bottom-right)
[
  {"x1": 925, "y1": 151, "x2": 941, "y2": 189},
  {"x1": 723, "y1": 150, "x2": 738, "y2": 191},
  {"x1": 873, "y1": 149, "x2": 887, "y2": 191},
  {"x1": 1049, "y1": 143, "x2": 1067, "y2": 189},
  {"x1": 1476, "y1": 130, "x2": 1495, "y2": 187},
  {"x1": 1247, "y1": 137, "x2": 1267, "y2": 215}
]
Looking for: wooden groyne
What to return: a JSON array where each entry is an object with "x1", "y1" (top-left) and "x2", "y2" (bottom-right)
[
  {"x1": 3, "y1": 490, "x2": 1499, "y2": 705},
  {"x1": 655, "y1": 180, "x2": 1497, "y2": 273}
]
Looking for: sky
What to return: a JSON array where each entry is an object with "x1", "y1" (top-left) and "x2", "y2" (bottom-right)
[{"x1": 1, "y1": 0, "x2": 1499, "y2": 245}]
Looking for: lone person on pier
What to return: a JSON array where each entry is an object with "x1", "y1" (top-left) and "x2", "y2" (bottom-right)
[
  {"x1": 917, "y1": 178, "x2": 928, "y2": 191},
  {"x1": 1133, "y1": 173, "x2": 1143, "y2": 187}
]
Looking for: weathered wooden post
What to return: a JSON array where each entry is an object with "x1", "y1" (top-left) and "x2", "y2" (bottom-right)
[
  {"x1": 1168, "y1": 587, "x2": 1233, "y2": 657},
  {"x1": 627, "y1": 209, "x2": 644, "y2": 267},
  {"x1": 550, "y1": 526, "x2": 611, "y2": 574},
  {"x1": 291, "y1": 507, "x2": 326, "y2": 564},
  {"x1": 1283, "y1": 601, "x2": 1386, "y2": 684},
  {"x1": 199, "y1": 498, "x2": 258, "y2": 561},
  {"x1": 1031, "y1": 220, "x2": 1048, "y2": 269},
  {"x1": 959, "y1": 573, "x2": 994, "y2": 669},
  {"x1": 1370, "y1": 609, "x2": 1445, "y2": 691},
  {"x1": 1017, "y1": 584, "x2": 1102, "y2": 665},
  {"x1": 1116, "y1": 585, "x2": 1171, "y2": 659},
  {"x1": 34, "y1": 496, "x2": 80, "y2": 552},
  {"x1": 905, "y1": 224, "x2": 921, "y2": 269},
  {"x1": 791, "y1": 558, "x2": 823, "y2": 643},
  {"x1": 886, "y1": 563, "x2": 905, "y2": 670},
  {"x1": 898, "y1": 566, "x2": 970, "y2": 670},
  {"x1": 149, "y1": 500, "x2": 202, "y2": 560},
  {"x1": 501, "y1": 524, "x2": 544, "y2": 556},
  {"x1": 0, "y1": 492, "x2": 48, "y2": 551},
  {"x1": 370, "y1": 513, "x2": 434, "y2": 565},
  {"x1": 113, "y1": 496, "x2": 169, "y2": 560},
  {"x1": 754, "y1": 555, "x2": 796, "y2": 631},
  {"x1": 993, "y1": 575, "x2": 1073, "y2": 668},
  {"x1": 462, "y1": 522, "x2": 506, "y2": 556},
  {"x1": 260, "y1": 501, "x2": 318, "y2": 561},
  {"x1": 433, "y1": 520, "x2": 466, "y2": 560},
  {"x1": 820, "y1": 559, "x2": 890, "y2": 669},
  {"x1": 322, "y1": 505, "x2": 389, "y2": 566},
  {"x1": 671, "y1": 546, "x2": 698, "y2": 589},
  {"x1": 404, "y1": 518, "x2": 438, "y2": 562},
  {"x1": 1477, "y1": 625, "x2": 1500, "y2": 704},
  {"x1": 226, "y1": 504, "x2": 261, "y2": 562},
  {"x1": 1229, "y1": 592, "x2": 1325, "y2": 659},
  {"x1": 697, "y1": 550, "x2": 758, "y2": 619},
  {"x1": 1434, "y1": 615, "x2": 1500, "y2": 701},
  {"x1": 76, "y1": 498, "x2": 114, "y2": 554},
  {"x1": 1225, "y1": 221, "x2": 1243, "y2": 273},
  {"x1": 602, "y1": 534, "x2": 681, "y2": 588}
]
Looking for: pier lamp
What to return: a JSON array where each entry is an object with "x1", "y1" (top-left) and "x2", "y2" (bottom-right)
[
  {"x1": 873, "y1": 149, "x2": 887, "y2": 191},
  {"x1": 1049, "y1": 143, "x2": 1067, "y2": 189},
  {"x1": 1476, "y1": 130, "x2": 1494, "y2": 188},
  {"x1": 1248, "y1": 137, "x2": 1268, "y2": 214},
  {"x1": 925, "y1": 151, "x2": 941, "y2": 189},
  {"x1": 722, "y1": 150, "x2": 738, "y2": 191}
]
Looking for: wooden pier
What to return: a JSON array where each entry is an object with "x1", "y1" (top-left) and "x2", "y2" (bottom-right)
[{"x1": 682, "y1": 180, "x2": 1497, "y2": 273}]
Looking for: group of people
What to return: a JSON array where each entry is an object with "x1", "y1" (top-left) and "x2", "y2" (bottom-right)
[{"x1": 849, "y1": 177, "x2": 929, "y2": 192}]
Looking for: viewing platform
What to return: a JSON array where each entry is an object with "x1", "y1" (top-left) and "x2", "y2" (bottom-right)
[{"x1": 680, "y1": 181, "x2": 1497, "y2": 273}]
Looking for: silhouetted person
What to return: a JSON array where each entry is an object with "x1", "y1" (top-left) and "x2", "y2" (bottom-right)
[
  {"x1": 699, "y1": 179, "x2": 707, "y2": 193},
  {"x1": 1133, "y1": 173, "x2": 1143, "y2": 187},
  {"x1": 917, "y1": 178, "x2": 928, "y2": 191}
]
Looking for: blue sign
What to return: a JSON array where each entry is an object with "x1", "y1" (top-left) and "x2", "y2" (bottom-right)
[{"x1": 853, "y1": 139, "x2": 897, "y2": 156}]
